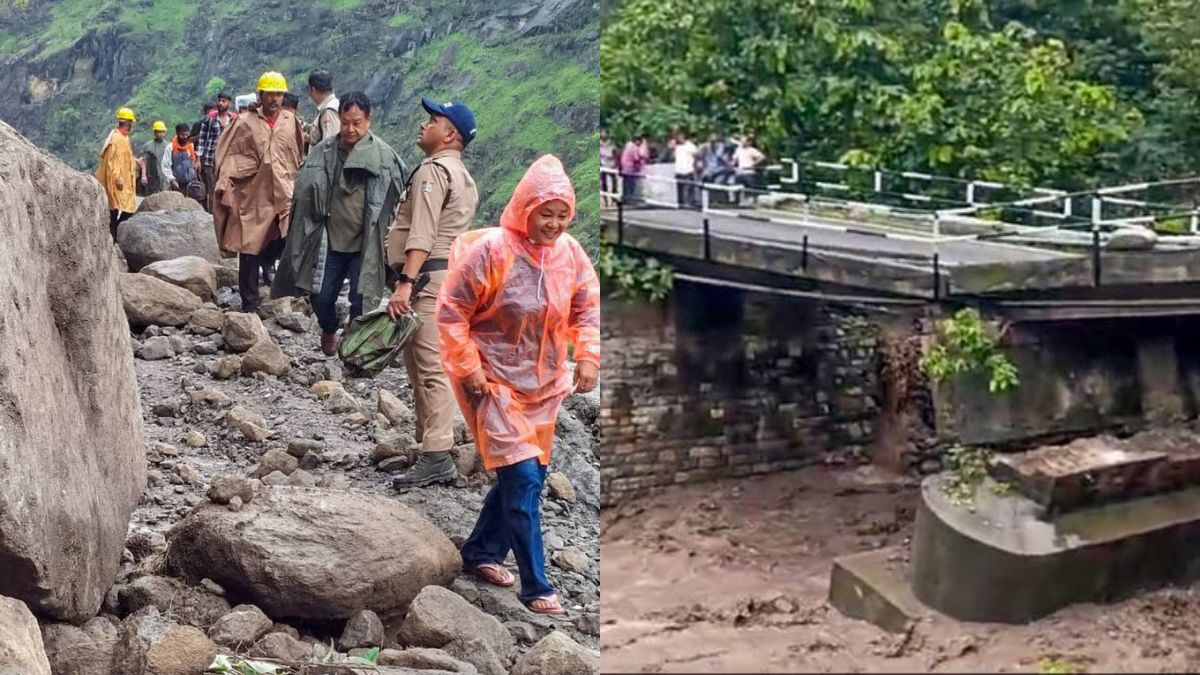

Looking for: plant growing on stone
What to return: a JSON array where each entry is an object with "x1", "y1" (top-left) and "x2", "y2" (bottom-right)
[
  {"x1": 920, "y1": 308, "x2": 1019, "y2": 394},
  {"x1": 599, "y1": 243, "x2": 674, "y2": 302}
]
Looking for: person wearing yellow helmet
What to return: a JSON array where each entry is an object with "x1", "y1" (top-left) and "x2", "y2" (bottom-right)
[
  {"x1": 211, "y1": 71, "x2": 304, "y2": 314},
  {"x1": 97, "y1": 107, "x2": 138, "y2": 240},
  {"x1": 138, "y1": 120, "x2": 173, "y2": 195}
]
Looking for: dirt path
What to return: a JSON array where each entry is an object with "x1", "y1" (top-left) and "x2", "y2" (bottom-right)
[{"x1": 601, "y1": 466, "x2": 1200, "y2": 673}]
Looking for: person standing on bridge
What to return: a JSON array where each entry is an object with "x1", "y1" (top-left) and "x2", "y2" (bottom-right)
[
  {"x1": 600, "y1": 127, "x2": 617, "y2": 207},
  {"x1": 619, "y1": 133, "x2": 648, "y2": 204},
  {"x1": 698, "y1": 132, "x2": 734, "y2": 206},
  {"x1": 98, "y1": 107, "x2": 139, "y2": 241},
  {"x1": 733, "y1": 135, "x2": 766, "y2": 206},
  {"x1": 385, "y1": 97, "x2": 480, "y2": 489},
  {"x1": 436, "y1": 154, "x2": 599, "y2": 615},
  {"x1": 673, "y1": 130, "x2": 699, "y2": 209},
  {"x1": 212, "y1": 71, "x2": 304, "y2": 315}
]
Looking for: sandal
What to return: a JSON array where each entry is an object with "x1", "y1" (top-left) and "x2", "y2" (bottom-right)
[
  {"x1": 472, "y1": 563, "x2": 516, "y2": 587},
  {"x1": 525, "y1": 594, "x2": 566, "y2": 616}
]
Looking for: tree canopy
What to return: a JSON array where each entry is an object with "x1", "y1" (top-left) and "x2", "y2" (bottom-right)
[{"x1": 602, "y1": 0, "x2": 1200, "y2": 189}]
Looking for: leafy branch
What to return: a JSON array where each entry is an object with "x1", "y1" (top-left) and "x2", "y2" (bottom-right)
[
  {"x1": 598, "y1": 243, "x2": 674, "y2": 302},
  {"x1": 919, "y1": 308, "x2": 1019, "y2": 394}
]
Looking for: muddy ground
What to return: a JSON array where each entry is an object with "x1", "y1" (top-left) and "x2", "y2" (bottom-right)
[
  {"x1": 125, "y1": 294, "x2": 600, "y2": 652},
  {"x1": 601, "y1": 465, "x2": 1200, "y2": 673}
]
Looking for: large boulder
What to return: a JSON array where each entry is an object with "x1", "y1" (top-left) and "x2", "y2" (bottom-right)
[
  {"x1": 164, "y1": 487, "x2": 461, "y2": 620},
  {"x1": 119, "y1": 273, "x2": 203, "y2": 328},
  {"x1": 140, "y1": 256, "x2": 218, "y2": 301},
  {"x1": 117, "y1": 209, "x2": 222, "y2": 272},
  {"x1": 510, "y1": 631, "x2": 599, "y2": 675},
  {"x1": 137, "y1": 190, "x2": 204, "y2": 214},
  {"x1": 0, "y1": 121, "x2": 146, "y2": 622},
  {"x1": 0, "y1": 595, "x2": 51, "y2": 675}
]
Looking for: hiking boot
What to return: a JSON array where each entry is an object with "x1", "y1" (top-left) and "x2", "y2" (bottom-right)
[
  {"x1": 320, "y1": 332, "x2": 339, "y2": 356},
  {"x1": 393, "y1": 452, "x2": 457, "y2": 489}
]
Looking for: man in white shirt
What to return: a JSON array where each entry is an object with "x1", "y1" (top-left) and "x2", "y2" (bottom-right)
[
  {"x1": 733, "y1": 136, "x2": 766, "y2": 206},
  {"x1": 673, "y1": 131, "x2": 699, "y2": 209}
]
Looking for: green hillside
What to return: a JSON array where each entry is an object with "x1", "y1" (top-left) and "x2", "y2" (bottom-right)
[{"x1": 0, "y1": 0, "x2": 599, "y2": 255}]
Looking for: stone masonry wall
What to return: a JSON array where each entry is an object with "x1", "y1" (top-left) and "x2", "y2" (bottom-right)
[{"x1": 600, "y1": 283, "x2": 881, "y2": 506}]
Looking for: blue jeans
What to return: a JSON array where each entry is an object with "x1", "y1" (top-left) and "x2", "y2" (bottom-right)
[
  {"x1": 461, "y1": 458, "x2": 553, "y2": 602},
  {"x1": 311, "y1": 248, "x2": 363, "y2": 335}
]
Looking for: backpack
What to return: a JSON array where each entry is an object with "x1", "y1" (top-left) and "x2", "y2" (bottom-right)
[{"x1": 172, "y1": 147, "x2": 198, "y2": 186}]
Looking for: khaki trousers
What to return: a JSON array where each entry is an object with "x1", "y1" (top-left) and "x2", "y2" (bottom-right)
[{"x1": 404, "y1": 269, "x2": 456, "y2": 453}]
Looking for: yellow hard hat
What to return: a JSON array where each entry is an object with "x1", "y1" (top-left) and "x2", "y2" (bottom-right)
[
  {"x1": 152, "y1": 120, "x2": 167, "y2": 132},
  {"x1": 256, "y1": 71, "x2": 288, "y2": 93},
  {"x1": 116, "y1": 107, "x2": 137, "y2": 123}
]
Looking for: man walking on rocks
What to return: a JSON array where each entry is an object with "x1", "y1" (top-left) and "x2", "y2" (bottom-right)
[
  {"x1": 197, "y1": 92, "x2": 237, "y2": 212},
  {"x1": 98, "y1": 107, "x2": 139, "y2": 241},
  {"x1": 305, "y1": 69, "x2": 341, "y2": 151},
  {"x1": 386, "y1": 97, "x2": 479, "y2": 489},
  {"x1": 139, "y1": 120, "x2": 173, "y2": 195},
  {"x1": 212, "y1": 71, "x2": 304, "y2": 315},
  {"x1": 272, "y1": 91, "x2": 408, "y2": 355}
]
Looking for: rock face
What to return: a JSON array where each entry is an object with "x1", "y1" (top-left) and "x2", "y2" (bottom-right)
[
  {"x1": 511, "y1": 631, "x2": 599, "y2": 675},
  {"x1": 140, "y1": 256, "x2": 218, "y2": 301},
  {"x1": 137, "y1": 190, "x2": 205, "y2": 214},
  {"x1": 164, "y1": 487, "x2": 462, "y2": 620},
  {"x1": 0, "y1": 121, "x2": 146, "y2": 622},
  {"x1": 0, "y1": 595, "x2": 51, "y2": 675},
  {"x1": 116, "y1": 210, "x2": 223, "y2": 272},
  {"x1": 119, "y1": 273, "x2": 204, "y2": 327}
]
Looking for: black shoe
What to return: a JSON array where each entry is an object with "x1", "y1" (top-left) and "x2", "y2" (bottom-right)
[{"x1": 393, "y1": 452, "x2": 457, "y2": 489}]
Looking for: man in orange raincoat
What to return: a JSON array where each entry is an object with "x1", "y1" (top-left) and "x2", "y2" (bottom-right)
[
  {"x1": 97, "y1": 107, "x2": 139, "y2": 241},
  {"x1": 436, "y1": 154, "x2": 600, "y2": 615}
]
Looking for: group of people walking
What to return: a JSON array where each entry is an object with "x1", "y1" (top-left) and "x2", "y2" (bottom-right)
[{"x1": 97, "y1": 68, "x2": 599, "y2": 617}]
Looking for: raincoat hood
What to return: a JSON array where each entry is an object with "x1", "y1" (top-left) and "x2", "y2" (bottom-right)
[{"x1": 499, "y1": 154, "x2": 576, "y2": 240}]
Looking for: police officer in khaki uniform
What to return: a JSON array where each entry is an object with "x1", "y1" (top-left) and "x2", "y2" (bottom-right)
[{"x1": 386, "y1": 97, "x2": 480, "y2": 488}]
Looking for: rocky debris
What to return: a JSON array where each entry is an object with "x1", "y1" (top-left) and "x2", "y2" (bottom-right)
[
  {"x1": 0, "y1": 595, "x2": 52, "y2": 675},
  {"x1": 311, "y1": 380, "x2": 346, "y2": 398},
  {"x1": 377, "y1": 648, "x2": 478, "y2": 673},
  {"x1": 378, "y1": 457, "x2": 409, "y2": 473},
  {"x1": 114, "y1": 243, "x2": 130, "y2": 273},
  {"x1": 223, "y1": 312, "x2": 270, "y2": 352},
  {"x1": 0, "y1": 121, "x2": 148, "y2": 622},
  {"x1": 444, "y1": 636, "x2": 509, "y2": 675},
  {"x1": 174, "y1": 463, "x2": 202, "y2": 484},
  {"x1": 551, "y1": 547, "x2": 589, "y2": 574},
  {"x1": 212, "y1": 354, "x2": 242, "y2": 380},
  {"x1": 120, "y1": 273, "x2": 203, "y2": 328},
  {"x1": 288, "y1": 469, "x2": 319, "y2": 487},
  {"x1": 546, "y1": 472, "x2": 576, "y2": 502},
  {"x1": 140, "y1": 256, "x2": 218, "y2": 302},
  {"x1": 189, "y1": 386, "x2": 232, "y2": 407},
  {"x1": 185, "y1": 431, "x2": 207, "y2": 448},
  {"x1": 379, "y1": 389, "x2": 413, "y2": 426},
  {"x1": 40, "y1": 617, "x2": 119, "y2": 675},
  {"x1": 253, "y1": 448, "x2": 299, "y2": 478},
  {"x1": 207, "y1": 475, "x2": 256, "y2": 505},
  {"x1": 288, "y1": 439, "x2": 322, "y2": 458},
  {"x1": 326, "y1": 390, "x2": 363, "y2": 414},
  {"x1": 137, "y1": 336, "x2": 175, "y2": 361},
  {"x1": 214, "y1": 264, "x2": 239, "y2": 291},
  {"x1": 550, "y1": 441, "x2": 599, "y2": 511},
  {"x1": 137, "y1": 190, "x2": 205, "y2": 214},
  {"x1": 111, "y1": 606, "x2": 219, "y2": 675},
  {"x1": 510, "y1": 631, "x2": 599, "y2": 675},
  {"x1": 449, "y1": 443, "x2": 481, "y2": 477},
  {"x1": 258, "y1": 296, "x2": 311, "y2": 320},
  {"x1": 116, "y1": 210, "x2": 223, "y2": 271},
  {"x1": 168, "y1": 334, "x2": 192, "y2": 354},
  {"x1": 276, "y1": 312, "x2": 311, "y2": 333},
  {"x1": 575, "y1": 613, "x2": 600, "y2": 636},
  {"x1": 249, "y1": 631, "x2": 311, "y2": 661},
  {"x1": 372, "y1": 433, "x2": 414, "y2": 465},
  {"x1": 242, "y1": 338, "x2": 290, "y2": 377},
  {"x1": 118, "y1": 575, "x2": 231, "y2": 628},
  {"x1": 505, "y1": 621, "x2": 540, "y2": 645},
  {"x1": 226, "y1": 406, "x2": 272, "y2": 443},
  {"x1": 165, "y1": 487, "x2": 461, "y2": 620},
  {"x1": 207, "y1": 604, "x2": 273, "y2": 649},
  {"x1": 261, "y1": 471, "x2": 289, "y2": 486},
  {"x1": 399, "y1": 586, "x2": 515, "y2": 665},
  {"x1": 125, "y1": 530, "x2": 167, "y2": 562},
  {"x1": 338, "y1": 609, "x2": 385, "y2": 650},
  {"x1": 190, "y1": 306, "x2": 225, "y2": 332}
]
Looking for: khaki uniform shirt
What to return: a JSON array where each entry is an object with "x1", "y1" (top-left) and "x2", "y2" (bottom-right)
[{"x1": 386, "y1": 148, "x2": 479, "y2": 264}]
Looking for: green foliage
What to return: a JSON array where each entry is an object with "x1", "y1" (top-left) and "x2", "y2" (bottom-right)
[
  {"x1": 920, "y1": 308, "x2": 1019, "y2": 394},
  {"x1": 599, "y1": 243, "x2": 674, "y2": 302},
  {"x1": 943, "y1": 444, "x2": 992, "y2": 506},
  {"x1": 1038, "y1": 657, "x2": 1086, "y2": 674},
  {"x1": 602, "y1": 0, "x2": 1149, "y2": 188},
  {"x1": 324, "y1": 0, "x2": 364, "y2": 10},
  {"x1": 347, "y1": 647, "x2": 381, "y2": 665},
  {"x1": 204, "y1": 77, "x2": 227, "y2": 99}
]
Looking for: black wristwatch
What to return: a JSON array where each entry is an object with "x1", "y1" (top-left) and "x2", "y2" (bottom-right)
[{"x1": 395, "y1": 272, "x2": 414, "y2": 286}]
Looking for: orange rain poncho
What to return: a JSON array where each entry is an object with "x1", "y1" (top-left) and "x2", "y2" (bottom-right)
[{"x1": 436, "y1": 155, "x2": 601, "y2": 471}]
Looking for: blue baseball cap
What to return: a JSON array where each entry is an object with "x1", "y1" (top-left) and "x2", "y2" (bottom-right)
[{"x1": 421, "y1": 97, "x2": 477, "y2": 146}]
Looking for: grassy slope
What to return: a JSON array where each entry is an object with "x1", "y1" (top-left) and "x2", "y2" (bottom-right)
[{"x1": 0, "y1": 0, "x2": 598, "y2": 255}]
